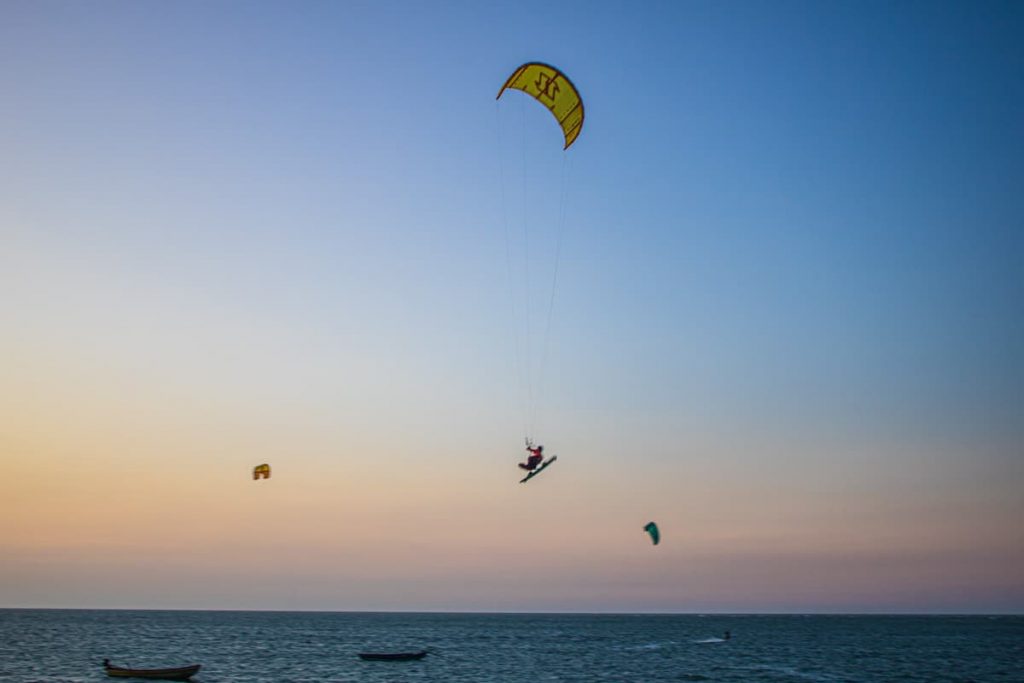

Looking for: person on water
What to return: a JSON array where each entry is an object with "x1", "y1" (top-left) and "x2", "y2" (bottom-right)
[{"x1": 520, "y1": 442, "x2": 545, "y2": 471}]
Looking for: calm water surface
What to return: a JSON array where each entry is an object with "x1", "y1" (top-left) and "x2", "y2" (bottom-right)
[{"x1": 1, "y1": 610, "x2": 1021, "y2": 682}]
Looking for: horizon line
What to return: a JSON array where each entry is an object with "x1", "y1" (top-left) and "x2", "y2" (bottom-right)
[{"x1": 2, "y1": 607, "x2": 1020, "y2": 617}]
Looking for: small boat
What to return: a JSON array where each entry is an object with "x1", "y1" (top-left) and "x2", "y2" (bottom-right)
[
  {"x1": 103, "y1": 659, "x2": 201, "y2": 681},
  {"x1": 357, "y1": 650, "x2": 428, "y2": 661}
]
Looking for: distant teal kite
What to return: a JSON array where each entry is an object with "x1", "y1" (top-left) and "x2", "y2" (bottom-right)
[{"x1": 644, "y1": 522, "x2": 660, "y2": 545}]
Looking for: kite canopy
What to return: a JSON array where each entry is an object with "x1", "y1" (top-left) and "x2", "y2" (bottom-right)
[
  {"x1": 253, "y1": 464, "x2": 271, "y2": 480},
  {"x1": 644, "y1": 522, "x2": 660, "y2": 545},
  {"x1": 497, "y1": 62, "x2": 584, "y2": 149}
]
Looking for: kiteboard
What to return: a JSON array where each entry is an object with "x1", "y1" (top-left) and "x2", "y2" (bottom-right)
[{"x1": 519, "y1": 456, "x2": 557, "y2": 484}]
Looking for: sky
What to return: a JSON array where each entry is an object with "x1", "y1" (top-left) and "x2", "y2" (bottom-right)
[{"x1": 1, "y1": 0, "x2": 1022, "y2": 613}]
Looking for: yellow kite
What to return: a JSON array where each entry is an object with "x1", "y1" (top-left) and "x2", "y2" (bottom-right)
[
  {"x1": 253, "y1": 463, "x2": 271, "y2": 480},
  {"x1": 497, "y1": 62, "x2": 584, "y2": 149}
]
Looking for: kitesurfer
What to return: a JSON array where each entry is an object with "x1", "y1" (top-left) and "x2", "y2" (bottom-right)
[{"x1": 520, "y1": 442, "x2": 545, "y2": 471}]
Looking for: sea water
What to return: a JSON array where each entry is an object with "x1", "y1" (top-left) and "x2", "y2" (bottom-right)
[{"x1": 0, "y1": 610, "x2": 1021, "y2": 682}]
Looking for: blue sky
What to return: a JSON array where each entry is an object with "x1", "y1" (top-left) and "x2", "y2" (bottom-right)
[{"x1": 1, "y1": 1, "x2": 1022, "y2": 612}]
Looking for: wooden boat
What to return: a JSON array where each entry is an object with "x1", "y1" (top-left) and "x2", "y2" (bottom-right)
[
  {"x1": 357, "y1": 650, "x2": 428, "y2": 661},
  {"x1": 103, "y1": 660, "x2": 201, "y2": 681}
]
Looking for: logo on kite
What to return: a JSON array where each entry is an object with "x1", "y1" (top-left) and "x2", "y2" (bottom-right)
[
  {"x1": 533, "y1": 72, "x2": 561, "y2": 101},
  {"x1": 252, "y1": 464, "x2": 271, "y2": 480},
  {"x1": 497, "y1": 62, "x2": 584, "y2": 149},
  {"x1": 644, "y1": 522, "x2": 660, "y2": 545}
]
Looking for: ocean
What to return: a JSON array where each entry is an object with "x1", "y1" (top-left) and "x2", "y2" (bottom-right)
[{"x1": 0, "y1": 610, "x2": 1020, "y2": 682}]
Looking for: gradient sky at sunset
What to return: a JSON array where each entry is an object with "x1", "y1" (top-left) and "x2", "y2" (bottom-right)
[{"x1": 2, "y1": 1, "x2": 1022, "y2": 613}]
